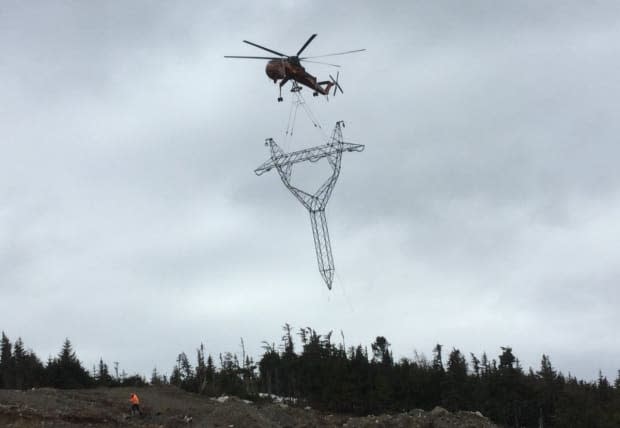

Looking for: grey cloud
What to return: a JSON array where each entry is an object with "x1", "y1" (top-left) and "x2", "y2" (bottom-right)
[{"x1": 1, "y1": 0, "x2": 619, "y2": 381}]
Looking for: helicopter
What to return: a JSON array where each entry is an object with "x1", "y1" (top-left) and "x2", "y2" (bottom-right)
[{"x1": 225, "y1": 34, "x2": 365, "y2": 102}]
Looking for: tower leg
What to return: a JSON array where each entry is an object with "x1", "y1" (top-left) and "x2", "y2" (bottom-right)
[{"x1": 309, "y1": 210, "x2": 334, "y2": 289}]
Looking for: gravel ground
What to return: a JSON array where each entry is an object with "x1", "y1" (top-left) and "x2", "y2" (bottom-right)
[{"x1": 0, "y1": 386, "x2": 498, "y2": 427}]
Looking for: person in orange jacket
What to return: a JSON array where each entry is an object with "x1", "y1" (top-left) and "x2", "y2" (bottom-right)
[{"x1": 129, "y1": 392, "x2": 142, "y2": 416}]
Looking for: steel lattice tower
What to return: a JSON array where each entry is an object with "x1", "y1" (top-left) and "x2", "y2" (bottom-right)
[{"x1": 255, "y1": 121, "x2": 364, "y2": 289}]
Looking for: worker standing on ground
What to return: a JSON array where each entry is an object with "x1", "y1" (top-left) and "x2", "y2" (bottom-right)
[{"x1": 129, "y1": 392, "x2": 142, "y2": 416}]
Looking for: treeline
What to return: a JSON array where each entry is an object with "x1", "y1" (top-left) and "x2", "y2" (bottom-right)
[
  {"x1": 2, "y1": 327, "x2": 620, "y2": 427},
  {"x1": 0, "y1": 332, "x2": 146, "y2": 390},
  {"x1": 170, "y1": 324, "x2": 620, "y2": 427}
]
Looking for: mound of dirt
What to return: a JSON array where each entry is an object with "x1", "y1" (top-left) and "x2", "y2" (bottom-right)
[{"x1": 0, "y1": 386, "x2": 497, "y2": 427}]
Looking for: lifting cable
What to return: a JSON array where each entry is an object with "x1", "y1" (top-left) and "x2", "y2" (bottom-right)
[
  {"x1": 297, "y1": 91, "x2": 322, "y2": 130},
  {"x1": 283, "y1": 89, "x2": 330, "y2": 146},
  {"x1": 285, "y1": 94, "x2": 301, "y2": 138}
]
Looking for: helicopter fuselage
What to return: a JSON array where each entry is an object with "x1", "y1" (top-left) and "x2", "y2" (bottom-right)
[{"x1": 265, "y1": 59, "x2": 329, "y2": 95}]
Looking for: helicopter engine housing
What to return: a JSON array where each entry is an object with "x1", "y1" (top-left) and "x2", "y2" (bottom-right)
[{"x1": 266, "y1": 59, "x2": 287, "y2": 81}]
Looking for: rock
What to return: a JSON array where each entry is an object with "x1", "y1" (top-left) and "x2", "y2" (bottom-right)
[{"x1": 431, "y1": 406, "x2": 450, "y2": 416}]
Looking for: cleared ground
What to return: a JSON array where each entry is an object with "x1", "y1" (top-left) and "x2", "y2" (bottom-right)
[{"x1": 0, "y1": 386, "x2": 498, "y2": 427}]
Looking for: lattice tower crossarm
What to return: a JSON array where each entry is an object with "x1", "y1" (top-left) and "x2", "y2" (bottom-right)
[{"x1": 255, "y1": 121, "x2": 364, "y2": 289}]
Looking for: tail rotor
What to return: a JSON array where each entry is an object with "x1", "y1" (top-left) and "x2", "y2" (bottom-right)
[{"x1": 329, "y1": 72, "x2": 343, "y2": 96}]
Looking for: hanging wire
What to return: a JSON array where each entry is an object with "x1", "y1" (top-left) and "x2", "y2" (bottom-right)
[
  {"x1": 291, "y1": 100, "x2": 299, "y2": 135},
  {"x1": 297, "y1": 91, "x2": 321, "y2": 129},
  {"x1": 282, "y1": 85, "x2": 331, "y2": 148},
  {"x1": 334, "y1": 270, "x2": 355, "y2": 313},
  {"x1": 285, "y1": 95, "x2": 301, "y2": 137},
  {"x1": 284, "y1": 95, "x2": 300, "y2": 150},
  {"x1": 285, "y1": 98, "x2": 295, "y2": 137},
  {"x1": 295, "y1": 91, "x2": 330, "y2": 141}
]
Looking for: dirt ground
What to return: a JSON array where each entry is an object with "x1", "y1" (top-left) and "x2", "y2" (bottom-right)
[{"x1": 0, "y1": 386, "x2": 498, "y2": 427}]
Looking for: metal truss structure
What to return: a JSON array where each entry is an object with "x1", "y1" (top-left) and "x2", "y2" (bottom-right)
[{"x1": 255, "y1": 121, "x2": 364, "y2": 289}]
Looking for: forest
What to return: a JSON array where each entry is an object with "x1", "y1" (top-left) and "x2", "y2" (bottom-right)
[{"x1": 1, "y1": 324, "x2": 619, "y2": 427}]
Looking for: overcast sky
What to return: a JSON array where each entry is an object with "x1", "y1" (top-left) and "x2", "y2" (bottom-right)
[{"x1": 1, "y1": 1, "x2": 619, "y2": 382}]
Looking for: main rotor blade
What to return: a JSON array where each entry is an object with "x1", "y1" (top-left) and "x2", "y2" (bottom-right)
[
  {"x1": 242, "y1": 40, "x2": 287, "y2": 57},
  {"x1": 301, "y1": 59, "x2": 341, "y2": 68},
  {"x1": 224, "y1": 55, "x2": 281, "y2": 60},
  {"x1": 297, "y1": 33, "x2": 317, "y2": 56},
  {"x1": 301, "y1": 48, "x2": 366, "y2": 59}
]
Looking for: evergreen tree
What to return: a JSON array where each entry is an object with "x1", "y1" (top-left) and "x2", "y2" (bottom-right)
[
  {"x1": 428, "y1": 343, "x2": 445, "y2": 405},
  {"x1": 170, "y1": 365, "x2": 182, "y2": 387},
  {"x1": 371, "y1": 336, "x2": 392, "y2": 366},
  {"x1": 498, "y1": 346, "x2": 516, "y2": 370},
  {"x1": 206, "y1": 354, "x2": 215, "y2": 384},
  {"x1": 470, "y1": 353, "x2": 481, "y2": 378},
  {"x1": 282, "y1": 324, "x2": 295, "y2": 356},
  {"x1": 193, "y1": 353, "x2": 216, "y2": 395},
  {"x1": 481, "y1": 352, "x2": 490, "y2": 375},
  {"x1": 279, "y1": 325, "x2": 297, "y2": 398},
  {"x1": 170, "y1": 352, "x2": 193, "y2": 389},
  {"x1": 535, "y1": 354, "x2": 560, "y2": 426},
  {"x1": 196, "y1": 343, "x2": 207, "y2": 393},
  {"x1": 97, "y1": 358, "x2": 114, "y2": 386},
  {"x1": 492, "y1": 347, "x2": 526, "y2": 427},
  {"x1": 150, "y1": 367, "x2": 163, "y2": 385},
  {"x1": 13, "y1": 338, "x2": 25, "y2": 389},
  {"x1": 22, "y1": 349, "x2": 45, "y2": 389},
  {"x1": 432, "y1": 344, "x2": 444, "y2": 372},
  {"x1": 179, "y1": 352, "x2": 193, "y2": 382},
  {"x1": 442, "y1": 348, "x2": 468, "y2": 411},
  {"x1": 218, "y1": 352, "x2": 244, "y2": 396},
  {"x1": 597, "y1": 370, "x2": 612, "y2": 402},
  {"x1": 0, "y1": 332, "x2": 13, "y2": 388},
  {"x1": 259, "y1": 342, "x2": 280, "y2": 395},
  {"x1": 46, "y1": 338, "x2": 93, "y2": 389}
]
